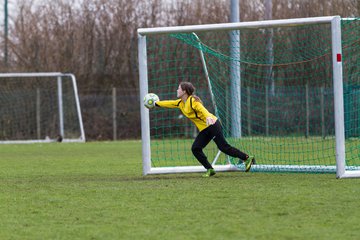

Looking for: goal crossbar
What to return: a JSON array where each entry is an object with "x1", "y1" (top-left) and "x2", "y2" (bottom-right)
[{"x1": 138, "y1": 16, "x2": 337, "y2": 35}]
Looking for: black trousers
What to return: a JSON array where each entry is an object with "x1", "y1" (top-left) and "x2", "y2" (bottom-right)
[{"x1": 191, "y1": 120, "x2": 248, "y2": 169}]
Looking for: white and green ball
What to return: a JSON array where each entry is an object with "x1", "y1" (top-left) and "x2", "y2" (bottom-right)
[{"x1": 143, "y1": 93, "x2": 159, "y2": 109}]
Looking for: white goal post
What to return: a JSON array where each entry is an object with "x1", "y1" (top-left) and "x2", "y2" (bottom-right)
[
  {"x1": 138, "y1": 16, "x2": 360, "y2": 178},
  {"x1": 0, "y1": 72, "x2": 85, "y2": 143}
]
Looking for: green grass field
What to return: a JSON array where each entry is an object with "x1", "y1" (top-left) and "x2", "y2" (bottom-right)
[{"x1": 1, "y1": 141, "x2": 359, "y2": 239}]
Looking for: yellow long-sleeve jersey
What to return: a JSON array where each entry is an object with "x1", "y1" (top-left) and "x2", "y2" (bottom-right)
[{"x1": 155, "y1": 96, "x2": 217, "y2": 132}]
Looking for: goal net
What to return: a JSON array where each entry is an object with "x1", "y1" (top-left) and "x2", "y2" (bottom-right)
[
  {"x1": 0, "y1": 72, "x2": 85, "y2": 143},
  {"x1": 138, "y1": 16, "x2": 360, "y2": 178}
]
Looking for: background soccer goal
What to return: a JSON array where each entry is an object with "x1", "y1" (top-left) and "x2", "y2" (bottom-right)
[
  {"x1": 138, "y1": 16, "x2": 360, "y2": 178},
  {"x1": 0, "y1": 72, "x2": 85, "y2": 143}
]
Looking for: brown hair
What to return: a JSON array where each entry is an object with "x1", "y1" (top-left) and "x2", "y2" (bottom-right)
[{"x1": 180, "y1": 82, "x2": 202, "y2": 102}]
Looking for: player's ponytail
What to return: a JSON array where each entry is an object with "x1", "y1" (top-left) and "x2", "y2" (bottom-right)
[{"x1": 180, "y1": 82, "x2": 202, "y2": 103}]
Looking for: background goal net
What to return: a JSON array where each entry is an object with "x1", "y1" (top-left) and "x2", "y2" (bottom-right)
[
  {"x1": 138, "y1": 16, "x2": 360, "y2": 178},
  {"x1": 0, "y1": 72, "x2": 85, "y2": 143}
]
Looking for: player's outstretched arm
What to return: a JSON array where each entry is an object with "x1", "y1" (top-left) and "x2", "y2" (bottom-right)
[{"x1": 155, "y1": 99, "x2": 181, "y2": 109}]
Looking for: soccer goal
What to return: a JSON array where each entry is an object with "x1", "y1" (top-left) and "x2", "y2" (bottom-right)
[
  {"x1": 0, "y1": 72, "x2": 85, "y2": 143},
  {"x1": 138, "y1": 16, "x2": 360, "y2": 178}
]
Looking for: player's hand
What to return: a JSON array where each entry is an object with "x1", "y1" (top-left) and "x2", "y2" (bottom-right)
[
  {"x1": 153, "y1": 98, "x2": 159, "y2": 107},
  {"x1": 206, "y1": 117, "x2": 216, "y2": 126}
]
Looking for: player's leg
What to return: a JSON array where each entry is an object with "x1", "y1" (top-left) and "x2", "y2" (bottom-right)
[
  {"x1": 210, "y1": 121, "x2": 248, "y2": 159},
  {"x1": 191, "y1": 131, "x2": 213, "y2": 170},
  {"x1": 210, "y1": 121, "x2": 255, "y2": 172}
]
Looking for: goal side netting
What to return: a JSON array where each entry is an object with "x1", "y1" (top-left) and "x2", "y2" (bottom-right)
[
  {"x1": 138, "y1": 16, "x2": 360, "y2": 178},
  {"x1": 0, "y1": 72, "x2": 85, "y2": 143}
]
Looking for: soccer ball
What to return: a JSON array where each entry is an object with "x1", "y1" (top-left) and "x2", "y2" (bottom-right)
[{"x1": 143, "y1": 93, "x2": 159, "y2": 109}]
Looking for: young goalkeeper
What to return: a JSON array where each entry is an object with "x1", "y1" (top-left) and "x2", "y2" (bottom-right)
[{"x1": 153, "y1": 82, "x2": 255, "y2": 177}]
